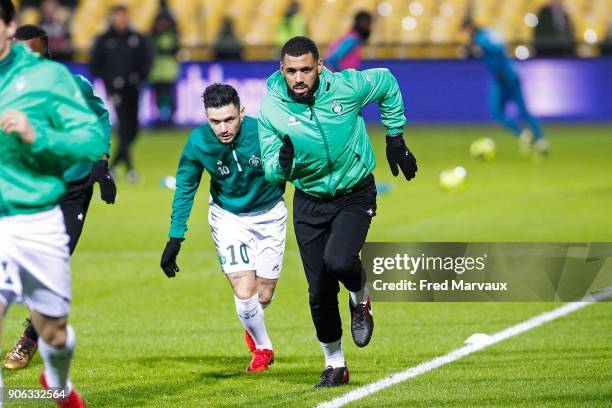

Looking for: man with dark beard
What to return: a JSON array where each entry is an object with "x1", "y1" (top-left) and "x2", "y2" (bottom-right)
[
  {"x1": 325, "y1": 11, "x2": 372, "y2": 72},
  {"x1": 258, "y1": 36, "x2": 417, "y2": 387}
]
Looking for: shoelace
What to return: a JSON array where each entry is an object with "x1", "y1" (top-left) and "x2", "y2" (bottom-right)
[
  {"x1": 352, "y1": 303, "x2": 368, "y2": 328},
  {"x1": 320, "y1": 367, "x2": 335, "y2": 382},
  {"x1": 10, "y1": 339, "x2": 34, "y2": 360}
]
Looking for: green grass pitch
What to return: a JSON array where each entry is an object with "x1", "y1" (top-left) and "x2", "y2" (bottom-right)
[{"x1": 3, "y1": 125, "x2": 611, "y2": 407}]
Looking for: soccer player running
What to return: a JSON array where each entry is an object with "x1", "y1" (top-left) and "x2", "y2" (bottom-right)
[
  {"x1": 160, "y1": 84, "x2": 287, "y2": 372},
  {"x1": 0, "y1": 1, "x2": 106, "y2": 406},
  {"x1": 463, "y1": 17, "x2": 550, "y2": 156},
  {"x1": 258, "y1": 36, "x2": 417, "y2": 387},
  {"x1": 3, "y1": 24, "x2": 117, "y2": 372}
]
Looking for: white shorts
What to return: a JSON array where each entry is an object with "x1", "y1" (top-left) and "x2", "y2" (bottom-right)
[
  {"x1": 208, "y1": 199, "x2": 287, "y2": 279},
  {"x1": 0, "y1": 207, "x2": 71, "y2": 317}
]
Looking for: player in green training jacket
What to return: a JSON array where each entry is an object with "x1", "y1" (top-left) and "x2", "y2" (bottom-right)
[
  {"x1": 258, "y1": 36, "x2": 417, "y2": 387},
  {"x1": 160, "y1": 84, "x2": 286, "y2": 373},
  {"x1": 3, "y1": 24, "x2": 117, "y2": 372},
  {"x1": 0, "y1": 1, "x2": 105, "y2": 405}
]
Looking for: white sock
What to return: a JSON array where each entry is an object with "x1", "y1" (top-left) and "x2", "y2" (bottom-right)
[
  {"x1": 38, "y1": 324, "x2": 75, "y2": 395},
  {"x1": 350, "y1": 286, "x2": 368, "y2": 306},
  {"x1": 234, "y1": 294, "x2": 273, "y2": 350},
  {"x1": 320, "y1": 339, "x2": 345, "y2": 368}
]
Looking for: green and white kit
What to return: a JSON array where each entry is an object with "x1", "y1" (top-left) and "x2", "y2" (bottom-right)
[{"x1": 168, "y1": 116, "x2": 286, "y2": 277}]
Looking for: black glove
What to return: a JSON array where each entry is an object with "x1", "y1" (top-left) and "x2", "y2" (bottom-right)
[
  {"x1": 89, "y1": 159, "x2": 117, "y2": 204},
  {"x1": 386, "y1": 134, "x2": 417, "y2": 180},
  {"x1": 161, "y1": 238, "x2": 183, "y2": 278},
  {"x1": 279, "y1": 135, "x2": 294, "y2": 178}
]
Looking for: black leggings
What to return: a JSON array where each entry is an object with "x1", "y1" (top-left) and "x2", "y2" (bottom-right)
[{"x1": 293, "y1": 175, "x2": 377, "y2": 343}]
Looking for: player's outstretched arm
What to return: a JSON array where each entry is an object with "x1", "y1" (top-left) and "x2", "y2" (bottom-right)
[
  {"x1": 161, "y1": 238, "x2": 183, "y2": 278},
  {"x1": 349, "y1": 68, "x2": 417, "y2": 180},
  {"x1": 351, "y1": 68, "x2": 406, "y2": 135},
  {"x1": 74, "y1": 74, "x2": 117, "y2": 203},
  {"x1": 168, "y1": 138, "x2": 205, "y2": 240},
  {"x1": 162, "y1": 138, "x2": 204, "y2": 278}
]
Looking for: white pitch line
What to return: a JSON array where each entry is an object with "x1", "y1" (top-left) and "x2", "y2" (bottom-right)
[{"x1": 317, "y1": 288, "x2": 612, "y2": 408}]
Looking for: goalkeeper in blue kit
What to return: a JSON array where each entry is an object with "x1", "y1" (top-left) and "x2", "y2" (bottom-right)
[
  {"x1": 160, "y1": 84, "x2": 286, "y2": 373},
  {"x1": 463, "y1": 18, "x2": 550, "y2": 156}
]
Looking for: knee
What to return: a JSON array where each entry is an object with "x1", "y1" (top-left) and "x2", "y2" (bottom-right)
[
  {"x1": 324, "y1": 252, "x2": 357, "y2": 277},
  {"x1": 258, "y1": 290, "x2": 274, "y2": 306},
  {"x1": 40, "y1": 324, "x2": 68, "y2": 348},
  {"x1": 257, "y1": 279, "x2": 277, "y2": 306},
  {"x1": 234, "y1": 286, "x2": 257, "y2": 300}
]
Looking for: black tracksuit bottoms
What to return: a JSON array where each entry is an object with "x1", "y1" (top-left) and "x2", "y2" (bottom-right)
[
  {"x1": 110, "y1": 88, "x2": 140, "y2": 170},
  {"x1": 293, "y1": 174, "x2": 377, "y2": 344},
  {"x1": 60, "y1": 176, "x2": 94, "y2": 255}
]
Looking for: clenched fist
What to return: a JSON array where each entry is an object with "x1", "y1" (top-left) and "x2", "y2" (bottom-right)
[{"x1": 0, "y1": 110, "x2": 36, "y2": 144}]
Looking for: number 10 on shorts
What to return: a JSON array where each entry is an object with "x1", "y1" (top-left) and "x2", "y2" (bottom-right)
[{"x1": 220, "y1": 244, "x2": 249, "y2": 266}]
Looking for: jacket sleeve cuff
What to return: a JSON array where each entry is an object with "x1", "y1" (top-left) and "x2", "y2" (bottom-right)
[
  {"x1": 386, "y1": 128, "x2": 404, "y2": 137},
  {"x1": 29, "y1": 125, "x2": 48, "y2": 153},
  {"x1": 169, "y1": 226, "x2": 186, "y2": 239}
]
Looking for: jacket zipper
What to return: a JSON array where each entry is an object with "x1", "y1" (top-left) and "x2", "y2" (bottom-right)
[
  {"x1": 231, "y1": 145, "x2": 243, "y2": 173},
  {"x1": 309, "y1": 105, "x2": 333, "y2": 191}
]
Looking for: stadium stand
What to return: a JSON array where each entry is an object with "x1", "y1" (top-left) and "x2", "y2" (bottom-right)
[{"x1": 13, "y1": 0, "x2": 612, "y2": 60}]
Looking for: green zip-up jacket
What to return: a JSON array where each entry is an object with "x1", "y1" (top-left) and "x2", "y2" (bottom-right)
[
  {"x1": 258, "y1": 66, "x2": 405, "y2": 197},
  {"x1": 0, "y1": 44, "x2": 105, "y2": 217},
  {"x1": 63, "y1": 74, "x2": 112, "y2": 183},
  {"x1": 169, "y1": 116, "x2": 284, "y2": 239}
]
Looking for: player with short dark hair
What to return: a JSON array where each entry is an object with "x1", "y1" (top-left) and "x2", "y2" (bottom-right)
[
  {"x1": 258, "y1": 36, "x2": 417, "y2": 387},
  {"x1": 161, "y1": 83, "x2": 287, "y2": 373},
  {"x1": 14, "y1": 24, "x2": 49, "y2": 56},
  {"x1": 3, "y1": 23, "x2": 116, "y2": 372},
  {"x1": 0, "y1": 1, "x2": 105, "y2": 405}
]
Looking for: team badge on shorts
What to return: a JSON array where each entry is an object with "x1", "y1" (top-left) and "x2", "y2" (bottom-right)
[
  {"x1": 249, "y1": 155, "x2": 262, "y2": 166},
  {"x1": 331, "y1": 101, "x2": 343, "y2": 114},
  {"x1": 219, "y1": 256, "x2": 227, "y2": 265}
]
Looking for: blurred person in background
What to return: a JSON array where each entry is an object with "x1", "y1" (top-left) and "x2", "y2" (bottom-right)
[
  {"x1": 213, "y1": 17, "x2": 243, "y2": 60},
  {"x1": 38, "y1": 0, "x2": 72, "y2": 61},
  {"x1": 275, "y1": 1, "x2": 307, "y2": 49},
  {"x1": 150, "y1": 0, "x2": 179, "y2": 127},
  {"x1": 90, "y1": 5, "x2": 152, "y2": 184},
  {"x1": 325, "y1": 11, "x2": 372, "y2": 72},
  {"x1": 601, "y1": 18, "x2": 612, "y2": 55},
  {"x1": 463, "y1": 17, "x2": 549, "y2": 156},
  {"x1": 18, "y1": 0, "x2": 76, "y2": 9},
  {"x1": 4, "y1": 23, "x2": 116, "y2": 372},
  {"x1": 534, "y1": 0, "x2": 575, "y2": 56}
]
